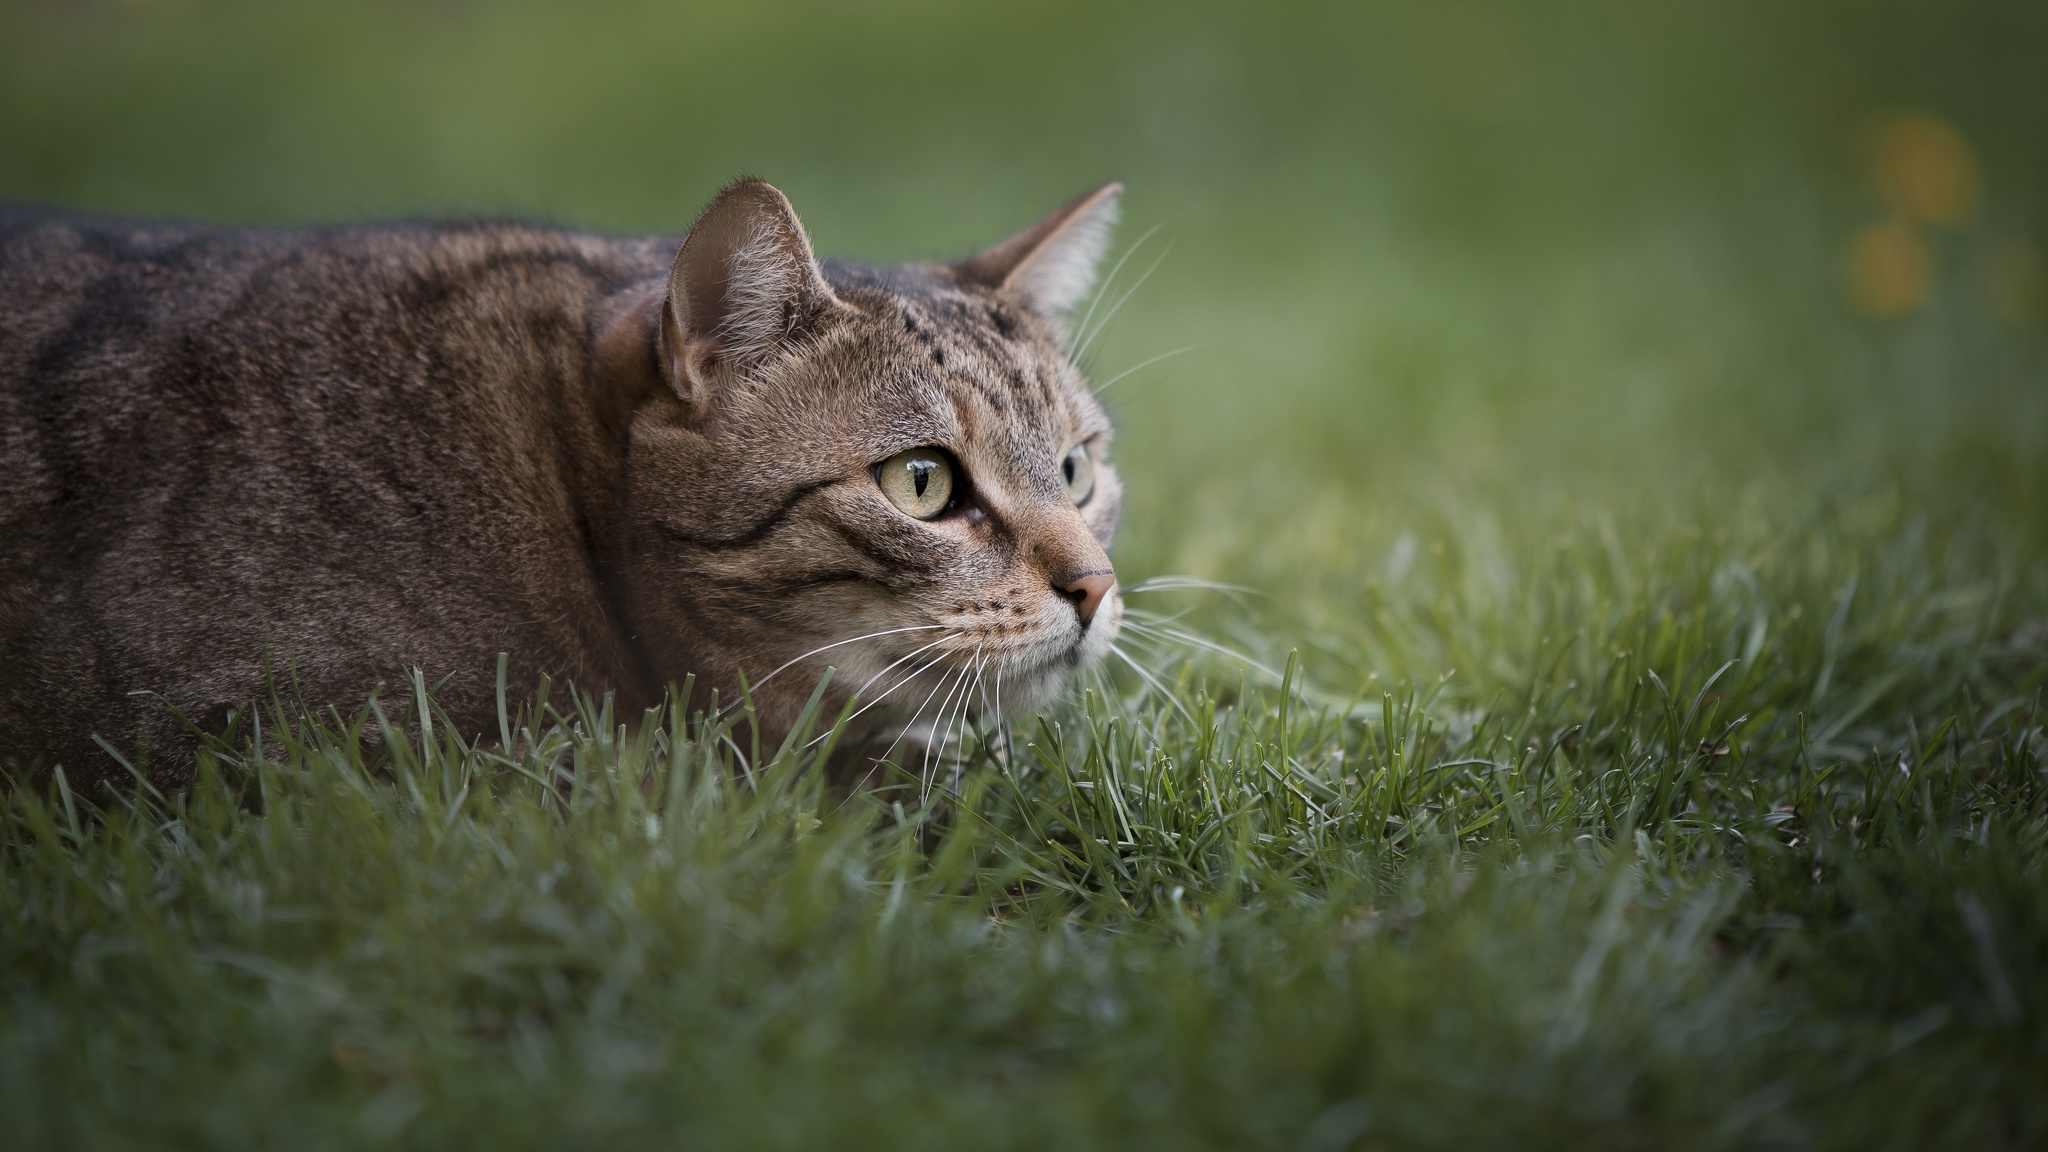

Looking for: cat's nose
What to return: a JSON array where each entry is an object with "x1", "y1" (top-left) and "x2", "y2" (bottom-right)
[{"x1": 1060, "y1": 571, "x2": 1116, "y2": 627}]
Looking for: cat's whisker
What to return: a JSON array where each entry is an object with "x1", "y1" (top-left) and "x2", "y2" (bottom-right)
[
  {"x1": 923, "y1": 644, "x2": 982, "y2": 796},
  {"x1": 831, "y1": 655, "x2": 967, "y2": 808},
  {"x1": 984, "y1": 658, "x2": 1003, "y2": 765},
  {"x1": 1108, "y1": 643, "x2": 1196, "y2": 725},
  {"x1": 1114, "y1": 633, "x2": 1213, "y2": 715},
  {"x1": 1083, "y1": 663, "x2": 1115, "y2": 718},
  {"x1": 1120, "y1": 575, "x2": 1258, "y2": 597},
  {"x1": 1116, "y1": 619, "x2": 1278, "y2": 681},
  {"x1": 1118, "y1": 618, "x2": 1234, "y2": 666},
  {"x1": 1114, "y1": 647, "x2": 1179, "y2": 741},
  {"x1": 725, "y1": 624, "x2": 948, "y2": 715},
  {"x1": 933, "y1": 650, "x2": 985, "y2": 796},
  {"x1": 1122, "y1": 606, "x2": 1197, "y2": 629},
  {"x1": 808, "y1": 644, "x2": 959, "y2": 749},
  {"x1": 960, "y1": 655, "x2": 992, "y2": 791},
  {"x1": 1124, "y1": 605, "x2": 1202, "y2": 621},
  {"x1": 877, "y1": 657, "x2": 971, "y2": 780},
  {"x1": 954, "y1": 656, "x2": 987, "y2": 787},
  {"x1": 950, "y1": 652, "x2": 988, "y2": 785},
  {"x1": 850, "y1": 632, "x2": 961, "y2": 700},
  {"x1": 867, "y1": 652, "x2": 961, "y2": 746},
  {"x1": 1068, "y1": 222, "x2": 1167, "y2": 360},
  {"x1": 923, "y1": 655, "x2": 978, "y2": 793},
  {"x1": 920, "y1": 663, "x2": 957, "y2": 788},
  {"x1": 1091, "y1": 344, "x2": 1200, "y2": 396},
  {"x1": 1111, "y1": 627, "x2": 1179, "y2": 655},
  {"x1": 1073, "y1": 240, "x2": 1172, "y2": 365}
]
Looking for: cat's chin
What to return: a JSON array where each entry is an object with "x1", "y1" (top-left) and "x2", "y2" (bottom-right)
[{"x1": 983, "y1": 590, "x2": 1125, "y2": 719}]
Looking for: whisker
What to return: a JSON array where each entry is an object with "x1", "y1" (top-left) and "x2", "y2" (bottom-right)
[
  {"x1": 850, "y1": 632, "x2": 960, "y2": 700},
  {"x1": 878, "y1": 659, "x2": 969, "y2": 781},
  {"x1": 721, "y1": 624, "x2": 947, "y2": 715},
  {"x1": 923, "y1": 645, "x2": 982, "y2": 795},
  {"x1": 1091, "y1": 344, "x2": 1200, "y2": 396},
  {"x1": 1117, "y1": 619, "x2": 1278, "y2": 680},
  {"x1": 917, "y1": 661, "x2": 977, "y2": 797},
  {"x1": 1084, "y1": 664, "x2": 1116, "y2": 717},
  {"x1": 1113, "y1": 634, "x2": 1210, "y2": 713},
  {"x1": 1109, "y1": 643, "x2": 1195, "y2": 724},
  {"x1": 1069, "y1": 222, "x2": 1167, "y2": 359},
  {"x1": 833, "y1": 657, "x2": 957, "y2": 807},
  {"x1": 807, "y1": 646, "x2": 957, "y2": 749},
  {"x1": 937, "y1": 650, "x2": 986, "y2": 795},
  {"x1": 1113, "y1": 628, "x2": 1189, "y2": 657},
  {"x1": 965, "y1": 656, "x2": 992, "y2": 787},
  {"x1": 990, "y1": 659, "x2": 1011, "y2": 768},
  {"x1": 1122, "y1": 607, "x2": 1197, "y2": 630},
  {"x1": 1074, "y1": 240, "x2": 1172, "y2": 365},
  {"x1": 1121, "y1": 575, "x2": 1259, "y2": 597},
  {"x1": 964, "y1": 653, "x2": 992, "y2": 778}
]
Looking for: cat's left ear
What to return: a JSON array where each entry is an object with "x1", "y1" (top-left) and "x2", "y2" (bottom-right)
[
  {"x1": 655, "y1": 178, "x2": 845, "y2": 410},
  {"x1": 955, "y1": 181, "x2": 1122, "y2": 321}
]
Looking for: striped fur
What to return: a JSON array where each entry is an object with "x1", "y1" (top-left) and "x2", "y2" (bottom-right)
[{"x1": 0, "y1": 180, "x2": 1125, "y2": 787}]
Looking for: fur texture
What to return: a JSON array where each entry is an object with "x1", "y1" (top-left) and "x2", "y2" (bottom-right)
[{"x1": 0, "y1": 180, "x2": 1125, "y2": 787}]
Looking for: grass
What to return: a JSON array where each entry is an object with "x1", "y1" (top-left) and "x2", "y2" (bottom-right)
[
  {"x1": 4, "y1": 496, "x2": 2043, "y2": 1148},
  {"x1": 4, "y1": 0, "x2": 2048, "y2": 1147}
]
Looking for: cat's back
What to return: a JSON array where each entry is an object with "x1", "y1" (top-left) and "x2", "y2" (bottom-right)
[
  {"x1": 0, "y1": 207, "x2": 669, "y2": 781},
  {"x1": 0, "y1": 206, "x2": 668, "y2": 508},
  {"x1": 1, "y1": 203, "x2": 292, "y2": 345},
  {"x1": 0, "y1": 205, "x2": 666, "y2": 421}
]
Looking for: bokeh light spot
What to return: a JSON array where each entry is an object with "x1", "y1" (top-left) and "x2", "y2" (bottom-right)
[
  {"x1": 1870, "y1": 112, "x2": 1979, "y2": 227},
  {"x1": 1846, "y1": 218, "x2": 1931, "y2": 318}
]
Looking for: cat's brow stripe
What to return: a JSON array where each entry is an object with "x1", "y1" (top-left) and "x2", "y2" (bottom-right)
[
  {"x1": 705, "y1": 569, "x2": 883, "y2": 600},
  {"x1": 822, "y1": 517, "x2": 946, "y2": 578},
  {"x1": 650, "y1": 477, "x2": 840, "y2": 551}
]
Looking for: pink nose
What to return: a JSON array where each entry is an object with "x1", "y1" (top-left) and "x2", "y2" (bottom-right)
[{"x1": 1060, "y1": 571, "x2": 1116, "y2": 627}]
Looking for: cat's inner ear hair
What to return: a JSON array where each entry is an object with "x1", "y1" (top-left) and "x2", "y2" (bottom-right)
[
  {"x1": 955, "y1": 181, "x2": 1123, "y2": 321},
  {"x1": 658, "y1": 177, "x2": 844, "y2": 408}
]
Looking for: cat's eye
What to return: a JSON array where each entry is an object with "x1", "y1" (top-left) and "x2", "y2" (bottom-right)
[
  {"x1": 876, "y1": 448, "x2": 955, "y2": 521},
  {"x1": 1061, "y1": 445, "x2": 1095, "y2": 505}
]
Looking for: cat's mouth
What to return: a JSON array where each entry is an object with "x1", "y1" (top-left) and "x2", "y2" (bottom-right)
[
  {"x1": 923, "y1": 585, "x2": 1122, "y2": 718},
  {"x1": 819, "y1": 586, "x2": 1121, "y2": 749}
]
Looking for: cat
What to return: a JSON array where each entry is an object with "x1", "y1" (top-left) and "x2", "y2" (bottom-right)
[{"x1": 0, "y1": 178, "x2": 1126, "y2": 788}]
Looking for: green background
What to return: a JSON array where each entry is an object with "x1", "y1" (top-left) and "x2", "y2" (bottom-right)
[
  {"x1": 7, "y1": 0, "x2": 2043, "y2": 582},
  {"x1": 5, "y1": 2, "x2": 2047, "y2": 1148}
]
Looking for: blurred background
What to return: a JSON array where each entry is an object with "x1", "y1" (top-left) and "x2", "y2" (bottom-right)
[{"x1": 3, "y1": 0, "x2": 2044, "y2": 632}]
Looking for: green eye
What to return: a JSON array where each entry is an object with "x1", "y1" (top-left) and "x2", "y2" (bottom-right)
[
  {"x1": 877, "y1": 448, "x2": 955, "y2": 520},
  {"x1": 1061, "y1": 444, "x2": 1095, "y2": 505}
]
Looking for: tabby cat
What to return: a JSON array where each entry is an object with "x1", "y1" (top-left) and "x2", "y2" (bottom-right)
[{"x1": 0, "y1": 179, "x2": 1125, "y2": 787}]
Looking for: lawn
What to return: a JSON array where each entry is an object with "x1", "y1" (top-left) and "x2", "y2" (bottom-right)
[{"x1": 3, "y1": 2, "x2": 2046, "y2": 1148}]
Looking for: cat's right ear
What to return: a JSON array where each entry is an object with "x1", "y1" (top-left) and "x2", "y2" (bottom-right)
[
  {"x1": 955, "y1": 181, "x2": 1123, "y2": 322},
  {"x1": 653, "y1": 178, "x2": 844, "y2": 412}
]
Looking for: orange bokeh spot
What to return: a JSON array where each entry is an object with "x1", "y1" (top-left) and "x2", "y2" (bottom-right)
[
  {"x1": 1846, "y1": 219, "x2": 1931, "y2": 318},
  {"x1": 1870, "y1": 112, "x2": 1979, "y2": 228}
]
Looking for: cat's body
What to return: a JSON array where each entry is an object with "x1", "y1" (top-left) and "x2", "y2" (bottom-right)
[{"x1": 0, "y1": 181, "x2": 1125, "y2": 787}]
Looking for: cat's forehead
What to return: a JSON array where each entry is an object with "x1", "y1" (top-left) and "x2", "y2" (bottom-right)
[{"x1": 821, "y1": 260, "x2": 1110, "y2": 442}]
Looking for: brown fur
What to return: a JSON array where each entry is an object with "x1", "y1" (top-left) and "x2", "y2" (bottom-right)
[{"x1": 0, "y1": 180, "x2": 1126, "y2": 788}]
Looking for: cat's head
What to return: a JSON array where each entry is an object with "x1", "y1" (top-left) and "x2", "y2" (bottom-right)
[{"x1": 607, "y1": 178, "x2": 1125, "y2": 751}]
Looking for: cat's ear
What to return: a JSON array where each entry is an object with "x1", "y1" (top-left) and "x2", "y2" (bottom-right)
[
  {"x1": 659, "y1": 178, "x2": 843, "y2": 406},
  {"x1": 955, "y1": 181, "x2": 1122, "y2": 321}
]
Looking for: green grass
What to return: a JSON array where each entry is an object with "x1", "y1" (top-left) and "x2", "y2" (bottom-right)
[
  {"x1": 4, "y1": 510, "x2": 2044, "y2": 1149},
  {"x1": 5, "y1": 0, "x2": 2048, "y2": 1147}
]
